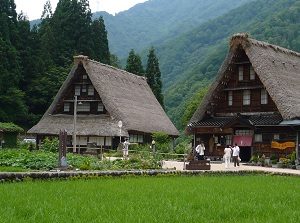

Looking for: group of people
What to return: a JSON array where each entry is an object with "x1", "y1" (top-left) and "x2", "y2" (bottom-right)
[
  {"x1": 224, "y1": 143, "x2": 240, "y2": 168},
  {"x1": 194, "y1": 141, "x2": 240, "y2": 168}
]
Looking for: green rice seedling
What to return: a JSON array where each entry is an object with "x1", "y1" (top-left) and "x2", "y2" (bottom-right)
[{"x1": 0, "y1": 175, "x2": 299, "y2": 222}]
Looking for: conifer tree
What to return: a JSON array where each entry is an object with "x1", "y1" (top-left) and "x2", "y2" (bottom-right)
[
  {"x1": 0, "y1": 0, "x2": 28, "y2": 124},
  {"x1": 145, "y1": 47, "x2": 164, "y2": 108},
  {"x1": 91, "y1": 16, "x2": 110, "y2": 64},
  {"x1": 125, "y1": 49, "x2": 144, "y2": 76}
]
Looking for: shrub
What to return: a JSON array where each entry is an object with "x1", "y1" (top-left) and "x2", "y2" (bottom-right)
[
  {"x1": 40, "y1": 137, "x2": 59, "y2": 153},
  {"x1": 269, "y1": 153, "x2": 277, "y2": 161}
]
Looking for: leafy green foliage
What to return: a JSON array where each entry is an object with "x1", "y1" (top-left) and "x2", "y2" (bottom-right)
[
  {"x1": 0, "y1": 122, "x2": 23, "y2": 132},
  {"x1": 159, "y1": 0, "x2": 300, "y2": 130},
  {"x1": 40, "y1": 137, "x2": 59, "y2": 153},
  {"x1": 95, "y1": 0, "x2": 254, "y2": 58}
]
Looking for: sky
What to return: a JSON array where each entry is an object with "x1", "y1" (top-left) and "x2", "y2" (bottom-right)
[{"x1": 15, "y1": 0, "x2": 148, "y2": 20}]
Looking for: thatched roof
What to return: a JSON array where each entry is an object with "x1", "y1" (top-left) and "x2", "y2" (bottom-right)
[
  {"x1": 190, "y1": 33, "x2": 300, "y2": 124},
  {"x1": 28, "y1": 56, "x2": 179, "y2": 137}
]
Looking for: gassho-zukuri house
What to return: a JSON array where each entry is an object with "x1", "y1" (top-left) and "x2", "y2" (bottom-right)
[
  {"x1": 28, "y1": 55, "x2": 179, "y2": 152},
  {"x1": 186, "y1": 33, "x2": 300, "y2": 162}
]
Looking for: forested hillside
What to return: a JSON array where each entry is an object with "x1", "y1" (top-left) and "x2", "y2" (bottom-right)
[
  {"x1": 94, "y1": 0, "x2": 254, "y2": 58},
  {"x1": 3, "y1": 0, "x2": 300, "y2": 137},
  {"x1": 159, "y1": 0, "x2": 300, "y2": 130},
  {"x1": 0, "y1": 0, "x2": 110, "y2": 128}
]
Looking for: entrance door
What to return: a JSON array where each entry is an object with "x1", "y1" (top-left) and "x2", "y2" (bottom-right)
[{"x1": 240, "y1": 146, "x2": 251, "y2": 162}]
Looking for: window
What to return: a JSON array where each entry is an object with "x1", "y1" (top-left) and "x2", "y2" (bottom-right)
[
  {"x1": 235, "y1": 130, "x2": 253, "y2": 135},
  {"x1": 64, "y1": 102, "x2": 70, "y2": 112},
  {"x1": 88, "y1": 85, "x2": 94, "y2": 96},
  {"x1": 83, "y1": 74, "x2": 87, "y2": 79},
  {"x1": 98, "y1": 102, "x2": 104, "y2": 112},
  {"x1": 261, "y1": 89, "x2": 268, "y2": 104},
  {"x1": 89, "y1": 136, "x2": 105, "y2": 146},
  {"x1": 226, "y1": 135, "x2": 232, "y2": 146},
  {"x1": 274, "y1": 134, "x2": 285, "y2": 140},
  {"x1": 254, "y1": 134, "x2": 273, "y2": 142},
  {"x1": 254, "y1": 134, "x2": 262, "y2": 142},
  {"x1": 75, "y1": 85, "x2": 81, "y2": 96},
  {"x1": 243, "y1": 90, "x2": 251, "y2": 105},
  {"x1": 81, "y1": 84, "x2": 87, "y2": 93},
  {"x1": 228, "y1": 91, "x2": 233, "y2": 106},
  {"x1": 105, "y1": 137, "x2": 112, "y2": 146},
  {"x1": 77, "y1": 102, "x2": 90, "y2": 112},
  {"x1": 130, "y1": 135, "x2": 144, "y2": 143},
  {"x1": 238, "y1": 66, "x2": 243, "y2": 81},
  {"x1": 250, "y1": 65, "x2": 255, "y2": 80}
]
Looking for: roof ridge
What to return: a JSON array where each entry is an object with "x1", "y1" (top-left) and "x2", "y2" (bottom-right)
[{"x1": 87, "y1": 57, "x2": 147, "y2": 81}]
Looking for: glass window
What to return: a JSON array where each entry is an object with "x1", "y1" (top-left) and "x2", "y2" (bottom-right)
[
  {"x1": 238, "y1": 66, "x2": 243, "y2": 81},
  {"x1": 77, "y1": 102, "x2": 90, "y2": 112},
  {"x1": 254, "y1": 134, "x2": 262, "y2": 142},
  {"x1": 228, "y1": 91, "x2": 233, "y2": 106},
  {"x1": 83, "y1": 74, "x2": 87, "y2": 79},
  {"x1": 250, "y1": 65, "x2": 255, "y2": 80},
  {"x1": 75, "y1": 85, "x2": 81, "y2": 96},
  {"x1": 243, "y1": 90, "x2": 251, "y2": 105},
  {"x1": 64, "y1": 102, "x2": 70, "y2": 112},
  {"x1": 98, "y1": 102, "x2": 104, "y2": 112},
  {"x1": 138, "y1": 135, "x2": 144, "y2": 143},
  {"x1": 226, "y1": 135, "x2": 232, "y2": 145},
  {"x1": 261, "y1": 89, "x2": 268, "y2": 104},
  {"x1": 105, "y1": 137, "x2": 112, "y2": 146},
  {"x1": 88, "y1": 85, "x2": 94, "y2": 96},
  {"x1": 82, "y1": 84, "x2": 87, "y2": 93}
]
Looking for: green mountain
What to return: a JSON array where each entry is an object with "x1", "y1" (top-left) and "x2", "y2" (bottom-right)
[
  {"x1": 93, "y1": 0, "x2": 254, "y2": 58},
  {"x1": 158, "y1": 0, "x2": 300, "y2": 130}
]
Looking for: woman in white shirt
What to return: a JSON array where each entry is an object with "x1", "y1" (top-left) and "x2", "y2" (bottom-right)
[{"x1": 224, "y1": 145, "x2": 232, "y2": 168}]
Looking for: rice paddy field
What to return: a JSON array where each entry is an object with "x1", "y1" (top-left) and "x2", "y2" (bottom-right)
[{"x1": 0, "y1": 174, "x2": 299, "y2": 222}]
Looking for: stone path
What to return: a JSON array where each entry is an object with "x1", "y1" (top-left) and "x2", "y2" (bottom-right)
[{"x1": 162, "y1": 160, "x2": 300, "y2": 175}]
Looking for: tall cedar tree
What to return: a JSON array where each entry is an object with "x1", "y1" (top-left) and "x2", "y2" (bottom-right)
[
  {"x1": 145, "y1": 47, "x2": 164, "y2": 108},
  {"x1": 91, "y1": 16, "x2": 110, "y2": 64},
  {"x1": 125, "y1": 49, "x2": 144, "y2": 76},
  {"x1": 0, "y1": 0, "x2": 28, "y2": 124}
]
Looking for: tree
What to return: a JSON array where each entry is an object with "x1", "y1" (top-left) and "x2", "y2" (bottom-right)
[
  {"x1": 110, "y1": 54, "x2": 121, "y2": 68},
  {"x1": 90, "y1": 16, "x2": 110, "y2": 64},
  {"x1": 125, "y1": 49, "x2": 144, "y2": 76},
  {"x1": 145, "y1": 47, "x2": 164, "y2": 108}
]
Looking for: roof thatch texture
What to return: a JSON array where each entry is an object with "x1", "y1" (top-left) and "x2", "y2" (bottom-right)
[
  {"x1": 28, "y1": 56, "x2": 179, "y2": 137},
  {"x1": 190, "y1": 33, "x2": 300, "y2": 123}
]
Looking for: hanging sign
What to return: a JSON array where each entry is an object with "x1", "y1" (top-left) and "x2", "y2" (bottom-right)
[{"x1": 271, "y1": 141, "x2": 295, "y2": 150}]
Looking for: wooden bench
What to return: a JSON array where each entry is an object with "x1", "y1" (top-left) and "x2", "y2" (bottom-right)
[{"x1": 186, "y1": 160, "x2": 211, "y2": 170}]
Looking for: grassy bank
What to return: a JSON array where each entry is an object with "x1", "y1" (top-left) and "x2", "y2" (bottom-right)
[{"x1": 0, "y1": 175, "x2": 299, "y2": 222}]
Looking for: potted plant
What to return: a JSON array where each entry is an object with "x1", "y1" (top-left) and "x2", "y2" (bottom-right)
[
  {"x1": 249, "y1": 155, "x2": 258, "y2": 165},
  {"x1": 258, "y1": 157, "x2": 265, "y2": 166}
]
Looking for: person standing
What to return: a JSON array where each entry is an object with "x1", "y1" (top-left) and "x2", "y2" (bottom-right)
[
  {"x1": 123, "y1": 138, "x2": 130, "y2": 160},
  {"x1": 195, "y1": 141, "x2": 205, "y2": 160},
  {"x1": 224, "y1": 145, "x2": 232, "y2": 168},
  {"x1": 232, "y1": 143, "x2": 240, "y2": 167}
]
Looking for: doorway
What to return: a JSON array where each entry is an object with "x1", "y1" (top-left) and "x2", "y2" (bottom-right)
[{"x1": 240, "y1": 146, "x2": 251, "y2": 162}]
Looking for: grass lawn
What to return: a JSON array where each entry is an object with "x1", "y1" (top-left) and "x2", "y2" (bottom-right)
[{"x1": 0, "y1": 174, "x2": 299, "y2": 222}]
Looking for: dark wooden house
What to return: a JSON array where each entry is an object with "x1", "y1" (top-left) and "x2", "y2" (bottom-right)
[
  {"x1": 28, "y1": 55, "x2": 179, "y2": 152},
  {"x1": 187, "y1": 34, "x2": 300, "y2": 162}
]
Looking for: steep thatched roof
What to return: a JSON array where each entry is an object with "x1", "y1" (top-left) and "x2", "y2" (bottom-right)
[
  {"x1": 28, "y1": 56, "x2": 179, "y2": 137},
  {"x1": 190, "y1": 33, "x2": 300, "y2": 124}
]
